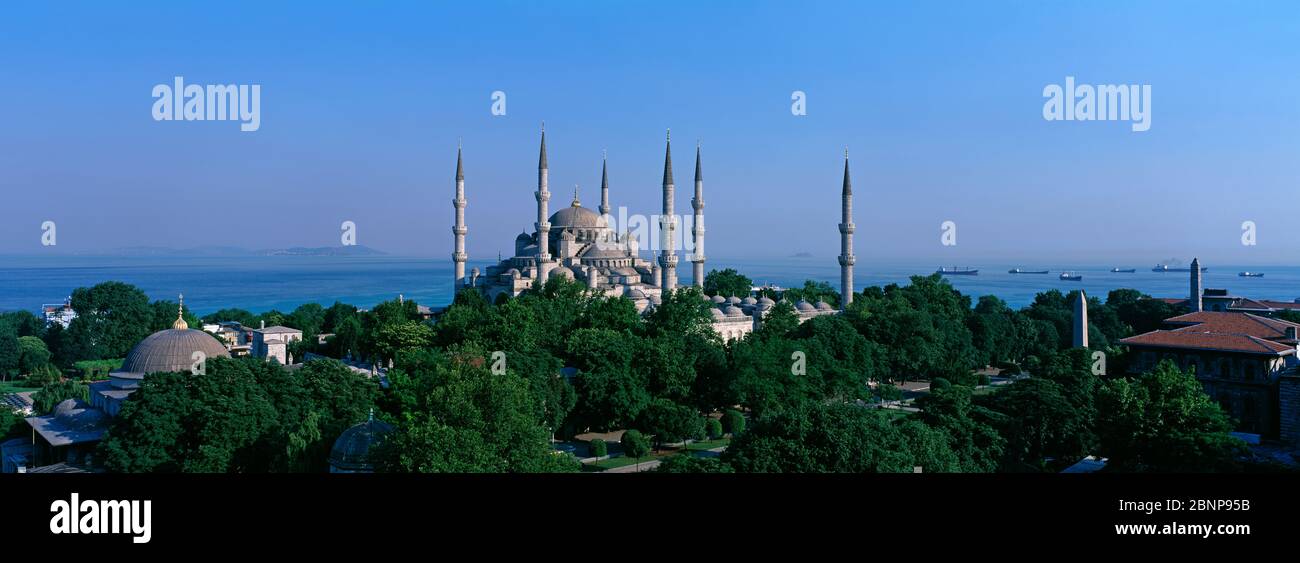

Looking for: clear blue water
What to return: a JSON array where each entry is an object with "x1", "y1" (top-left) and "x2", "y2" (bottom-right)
[{"x1": 1, "y1": 255, "x2": 1298, "y2": 315}]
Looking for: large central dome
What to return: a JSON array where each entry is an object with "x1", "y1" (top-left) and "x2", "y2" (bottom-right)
[
  {"x1": 548, "y1": 202, "x2": 608, "y2": 230},
  {"x1": 115, "y1": 328, "x2": 231, "y2": 378}
]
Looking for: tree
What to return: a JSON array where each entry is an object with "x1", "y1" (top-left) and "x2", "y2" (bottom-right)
[
  {"x1": 202, "y1": 308, "x2": 258, "y2": 326},
  {"x1": 782, "y1": 280, "x2": 841, "y2": 309},
  {"x1": 706, "y1": 418, "x2": 723, "y2": 440},
  {"x1": 1096, "y1": 360, "x2": 1245, "y2": 472},
  {"x1": 0, "y1": 329, "x2": 19, "y2": 379},
  {"x1": 16, "y1": 336, "x2": 51, "y2": 375},
  {"x1": 702, "y1": 268, "x2": 754, "y2": 299},
  {"x1": 722, "y1": 409, "x2": 745, "y2": 436},
  {"x1": 62, "y1": 281, "x2": 154, "y2": 362},
  {"x1": 723, "y1": 401, "x2": 958, "y2": 472},
  {"x1": 32, "y1": 381, "x2": 89, "y2": 415},
  {"x1": 590, "y1": 438, "x2": 608, "y2": 458},
  {"x1": 148, "y1": 299, "x2": 201, "y2": 332},
  {"x1": 636, "y1": 399, "x2": 703, "y2": 450},
  {"x1": 917, "y1": 385, "x2": 1005, "y2": 472},
  {"x1": 375, "y1": 348, "x2": 578, "y2": 473},
  {"x1": 984, "y1": 377, "x2": 1089, "y2": 471},
  {"x1": 621, "y1": 429, "x2": 651, "y2": 471}
]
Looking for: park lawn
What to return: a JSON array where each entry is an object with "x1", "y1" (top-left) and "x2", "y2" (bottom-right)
[{"x1": 0, "y1": 380, "x2": 41, "y2": 395}]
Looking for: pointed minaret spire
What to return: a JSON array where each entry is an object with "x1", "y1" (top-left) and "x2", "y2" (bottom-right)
[
  {"x1": 599, "y1": 150, "x2": 611, "y2": 216},
  {"x1": 662, "y1": 129, "x2": 674, "y2": 186},
  {"x1": 658, "y1": 129, "x2": 678, "y2": 291},
  {"x1": 690, "y1": 141, "x2": 706, "y2": 288},
  {"x1": 453, "y1": 143, "x2": 469, "y2": 293},
  {"x1": 535, "y1": 124, "x2": 553, "y2": 282},
  {"x1": 572, "y1": 184, "x2": 581, "y2": 206},
  {"x1": 837, "y1": 149, "x2": 856, "y2": 310}
]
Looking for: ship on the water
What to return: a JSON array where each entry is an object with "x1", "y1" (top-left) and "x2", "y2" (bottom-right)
[
  {"x1": 1110, "y1": 268, "x2": 1136, "y2": 273},
  {"x1": 1059, "y1": 271, "x2": 1083, "y2": 281},
  {"x1": 1239, "y1": 271, "x2": 1265, "y2": 278},
  {"x1": 1152, "y1": 263, "x2": 1208, "y2": 272},
  {"x1": 1008, "y1": 268, "x2": 1049, "y2": 274},
  {"x1": 937, "y1": 267, "x2": 979, "y2": 276}
]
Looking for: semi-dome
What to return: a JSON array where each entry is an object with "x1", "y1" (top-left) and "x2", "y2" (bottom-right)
[
  {"x1": 328, "y1": 412, "x2": 394, "y2": 473},
  {"x1": 548, "y1": 203, "x2": 608, "y2": 230},
  {"x1": 113, "y1": 326, "x2": 231, "y2": 382},
  {"x1": 627, "y1": 289, "x2": 647, "y2": 300}
]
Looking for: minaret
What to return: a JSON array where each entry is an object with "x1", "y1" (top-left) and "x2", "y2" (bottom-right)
[
  {"x1": 452, "y1": 143, "x2": 468, "y2": 291},
  {"x1": 599, "y1": 151, "x2": 611, "y2": 217},
  {"x1": 837, "y1": 149, "x2": 856, "y2": 310},
  {"x1": 1190, "y1": 257, "x2": 1203, "y2": 312},
  {"x1": 536, "y1": 125, "x2": 552, "y2": 283},
  {"x1": 691, "y1": 142, "x2": 706, "y2": 288},
  {"x1": 658, "y1": 130, "x2": 678, "y2": 290},
  {"x1": 1073, "y1": 290, "x2": 1089, "y2": 348}
]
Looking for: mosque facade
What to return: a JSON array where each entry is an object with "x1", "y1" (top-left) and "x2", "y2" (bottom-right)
[{"x1": 450, "y1": 130, "x2": 854, "y2": 341}]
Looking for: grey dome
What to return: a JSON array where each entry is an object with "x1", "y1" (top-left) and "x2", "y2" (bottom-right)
[
  {"x1": 796, "y1": 300, "x2": 816, "y2": 312},
  {"x1": 329, "y1": 416, "x2": 394, "y2": 472},
  {"x1": 549, "y1": 204, "x2": 607, "y2": 229},
  {"x1": 710, "y1": 308, "x2": 726, "y2": 320},
  {"x1": 726, "y1": 295, "x2": 742, "y2": 305},
  {"x1": 116, "y1": 328, "x2": 230, "y2": 377},
  {"x1": 758, "y1": 296, "x2": 776, "y2": 305},
  {"x1": 723, "y1": 305, "x2": 745, "y2": 317},
  {"x1": 816, "y1": 301, "x2": 834, "y2": 311},
  {"x1": 710, "y1": 295, "x2": 726, "y2": 304},
  {"x1": 741, "y1": 297, "x2": 758, "y2": 305}
]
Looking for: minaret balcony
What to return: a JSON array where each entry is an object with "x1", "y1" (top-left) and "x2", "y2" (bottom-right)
[
  {"x1": 452, "y1": 198, "x2": 466, "y2": 208},
  {"x1": 838, "y1": 255, "x2": 856, "y2": 266},
  {"x1": 452, "y1": 226, "x2": 468, "y2": 235},
  {"x1": 453, "y1": 252, "x2": 469, "y2": 262},
  {"x1": 839, "y1": 223, "x2": 855, "y2": 234}
]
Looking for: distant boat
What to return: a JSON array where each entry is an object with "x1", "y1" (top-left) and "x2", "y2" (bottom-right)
[
  {"x1": 1152, "y1": 264, "x2": 1208, "y2": 272},
  {"x1": 1008, "y1": 268, "x2": 1049, "y2": 274},
  {"x1": 1059, "y1": 272, "x2": 1082, "y2": 281},
  {"x1": 937, "y1": 267, "x2": 979, "y2": 276},
  {"x1": 1110, "y1": 268, "x2": 1136, "y2": 273},
  {"x1": 1239, "y1": 271, "x2": 1265, "y2": 278}
]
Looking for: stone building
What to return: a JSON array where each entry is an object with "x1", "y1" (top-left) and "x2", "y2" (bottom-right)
[{"x1": 1120, "y1": 264, "x2": 1300, "y2": 440}]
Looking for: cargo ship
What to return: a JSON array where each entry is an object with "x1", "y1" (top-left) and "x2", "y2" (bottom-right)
[
  {"x1": 1239, "y1": 271, "x2": 1265, "y2": 278},
  {"x1": 1110, "y1": 268, "x2": 1136, "y2": 273},
  {"x1": 1008, "y1": 268, "x2": 1049, "y2": 274},
  {"x1": 1059, "y1": 272, "x2": 1082, "y2": 281},
  {"x1": 936, "y1": 267, "x2": 979, "y2": 276}
]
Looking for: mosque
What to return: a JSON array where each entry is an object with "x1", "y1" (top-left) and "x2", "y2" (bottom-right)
[{"x1": 450, "y1": 129, "x2": 855, "y2": 340}]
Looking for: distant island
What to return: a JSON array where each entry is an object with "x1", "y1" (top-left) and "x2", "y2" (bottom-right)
[{"x1": 70, "y1": 245, "x2": 387, "y2": 257}]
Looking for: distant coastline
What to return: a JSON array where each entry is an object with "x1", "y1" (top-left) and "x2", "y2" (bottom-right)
[{"x1": 58, "y1": 245, "x2": 387, "y2": 258}]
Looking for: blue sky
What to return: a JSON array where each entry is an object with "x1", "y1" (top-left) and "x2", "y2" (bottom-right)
[{"x1": 1, "y1": 1, "x2": 1297, "y2": 264}]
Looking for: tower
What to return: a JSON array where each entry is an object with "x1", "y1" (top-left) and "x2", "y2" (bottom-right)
[
  {"x1": 535, "y1": 125, "x2": 552, "y2": 284},
  {"x1": 691, "y1": 142, "x2": 706, "y2": 288},
  {"x1": 1073, "y1": 289, "x2": 1089, "y2": 348},
  {"x1": 658, "y1": 130, "x2": 678, "y2": 290},
  {"x1": 599, "y1": 151, "x2": 611, "y2": 217},
  {"x1": 837, "y1": 149, "x2": 856, "y2": 310},
  {"x1": 452, "y1": 143, "x2": 468, "y2": 292},
  {"x1": 1190, "y1": 257, "x2": 1203, "y2": 312}
]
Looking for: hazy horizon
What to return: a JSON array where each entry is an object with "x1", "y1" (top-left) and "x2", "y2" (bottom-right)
[{"x1": 2, "y1": 1, "x2": 1298, "y2": 264}]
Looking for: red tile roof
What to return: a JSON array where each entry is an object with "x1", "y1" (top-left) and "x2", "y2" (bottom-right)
[{"x1": 1120, "y1": 311, "x2": 1299, "y2": 356}]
